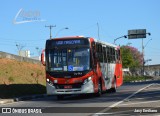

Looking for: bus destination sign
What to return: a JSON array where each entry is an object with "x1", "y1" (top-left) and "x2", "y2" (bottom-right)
[
  {"x1": 46, "y1": 39, "x2": 89, "y2": 49},
  {"x1": 56, "y1": 40, "x2": 82, "y2": 45},
  {"x1": 51, "y1": 39, "x2": 90, "y2": 46}
]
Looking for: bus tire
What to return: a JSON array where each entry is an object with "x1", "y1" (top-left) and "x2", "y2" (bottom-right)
[
  {"x1": 57, "y1": 95, "x2": 64, "y2": 100},
  {"x1": 111, "y1": 78, "x2": 116, "y2": 93},
  {"x1": 96, "y1": 80, "x2": 102, "y2": 97}
]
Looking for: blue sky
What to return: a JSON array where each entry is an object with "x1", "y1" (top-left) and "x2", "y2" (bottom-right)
[{"x1": 0, "y1": 0, "x2": 160, "y2": 65}]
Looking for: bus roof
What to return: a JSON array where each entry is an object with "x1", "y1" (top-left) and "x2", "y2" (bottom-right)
[
  {"x1": 94, "y1": 38, "x2": 118, "y2": 48},
  {"x1": 50, "y1": 36, "x2": 85, "y2": 40}
]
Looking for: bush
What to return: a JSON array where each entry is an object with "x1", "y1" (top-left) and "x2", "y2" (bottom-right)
[{"x1": 124, "y1": 76, "x2": 153, "y2": 82}]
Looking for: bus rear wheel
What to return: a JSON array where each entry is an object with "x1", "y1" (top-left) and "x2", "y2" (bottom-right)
[{"x1": 110, "y1": 78, "x2": 116, "y2": 93}]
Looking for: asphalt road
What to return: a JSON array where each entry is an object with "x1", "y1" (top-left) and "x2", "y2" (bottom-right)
[{"x1": 1, "y1": 80, "x2": 160, "y2": 116}]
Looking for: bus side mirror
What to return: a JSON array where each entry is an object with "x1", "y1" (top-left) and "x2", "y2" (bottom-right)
[{"x1": 41, "y1": 49, "x2": 46, "y2": 66}]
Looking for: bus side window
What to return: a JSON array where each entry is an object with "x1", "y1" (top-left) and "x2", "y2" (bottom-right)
[
  {"x1": 118, "y1": 49, "x2": 121, "y2": 61},
  {"x1": 103, "y1": 47, "x2": 106, "y2": 63},
  {"x1": 96, "y1": 44, "x2": 99, "y2": 59},
  {"x1": 116, "y1": 50, "x2": 118, "y2": 61},
  {"x1": 110, "y1": 48, "x2": 114, "y2": 63},
  {"x1": 110, "y1": 47, "x2": 112, "y2": 63},
  {"x1": 113, "y1": 48, "x2": 116, "y2": 63},
  {"x1": 116, "y1": 49, "x2": 120, "y2": 62},
  {"x1": 96, "y1": 43, "x2": 99, "y2": 52},
  {"x1": 99, "y1": 44, "x2": 103, "y2": 62},
  {"x1": 92, "y1": 42, "x2": 96, "y2": 53},
  {"x1": 105, "y1": 47, "x2": 108, "y2": 63},
  {"x1": 107, "y1": 47, "x2": 110, "y2": 63}
]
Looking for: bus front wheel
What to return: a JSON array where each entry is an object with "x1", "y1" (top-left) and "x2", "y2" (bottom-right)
[{"x1": 110, "y1": 78, "x2": 116, "y2": 93}]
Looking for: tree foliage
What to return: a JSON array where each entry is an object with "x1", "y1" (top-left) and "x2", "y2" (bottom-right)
[{"x1": 121, "y1": 46, "x2": 143, "y2": 68}]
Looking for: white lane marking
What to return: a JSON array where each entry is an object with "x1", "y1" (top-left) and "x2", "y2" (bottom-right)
[
  {"x1": 134, "y1": 91, "x2": 160, "y2": 96},
  {"x1": 144, "y1": 87, "x2": 160, "y2": 91},
  {"x1": 121, "y1": 100, "x2": 160, "y2": 106},
  {"x1": 92, "y1": 109, "x2": 135, "y2": 116},
  {"x1": 93, "y1": 83, "x2": 155, "y2": 115},
  {"x1": 134, "y1": 95, "x2": 160, "y2": 100}
]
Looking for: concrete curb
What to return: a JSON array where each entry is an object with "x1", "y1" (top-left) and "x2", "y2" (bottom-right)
[{"x1": 0, "y1": 94, "x2": 52, "y2": 105}]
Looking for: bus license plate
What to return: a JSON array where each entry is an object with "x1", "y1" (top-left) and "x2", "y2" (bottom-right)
[{"x1": 64, "y1": 85, "x2": 72, "y2": 89}]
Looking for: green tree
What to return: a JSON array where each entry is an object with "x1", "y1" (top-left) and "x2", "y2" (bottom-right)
[{"x1": 121, "y1": 46, "x2": 142, "y2": 68}]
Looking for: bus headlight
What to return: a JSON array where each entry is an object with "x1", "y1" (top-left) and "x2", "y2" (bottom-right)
[
  {"x1": 46, "y1": 78, "x2": 49, "y2": 82},
  {"x1": 83, "y1": 76, "x2": 92, "y2": 85},
  {"x1": 46, "y1": 78, "x2": 53, "y2": 85}
]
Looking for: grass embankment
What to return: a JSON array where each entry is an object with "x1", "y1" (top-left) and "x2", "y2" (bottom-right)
[
  {"x1": 124, "y1": 76, "x2": 154, "y2": 83},
  {"x1": 0, "y1": 58, "x2": 46, "y2": 98}
]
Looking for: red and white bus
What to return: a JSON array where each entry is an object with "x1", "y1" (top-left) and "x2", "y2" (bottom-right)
[{"x1": 41, "y1": 36, "x2": 123, "y2": 99}]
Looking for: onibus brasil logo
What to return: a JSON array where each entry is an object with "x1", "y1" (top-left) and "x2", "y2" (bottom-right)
[{"x1": 13, "y1": 8, "x2": 46, "y2": 24}]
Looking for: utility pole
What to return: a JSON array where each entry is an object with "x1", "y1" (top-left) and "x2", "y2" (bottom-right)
[
  {"x1": 142, "y1": 39, "x2": 152, "y2": 77},
  {"x1": 55, "y1": 27, "x2": 69, "y2": 37},
  {"x1": 142, "y1": 38, "x2": 144, "y2": 76},
  {"x1": 45, "y1": 25, "x2": 56, "y2": 39}
]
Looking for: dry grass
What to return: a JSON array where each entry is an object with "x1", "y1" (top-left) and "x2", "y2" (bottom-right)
[
  {"x1": 0, "y1": 58, "x2": 46, "y2": 98},
  {"x1": 0, "y1": 58, "x2": 45, "y2": 85}
]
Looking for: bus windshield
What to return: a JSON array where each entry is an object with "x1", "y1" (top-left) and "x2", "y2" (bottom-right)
[{"x1": 47, "y1": 48, "x2": 90, "y2": 72}]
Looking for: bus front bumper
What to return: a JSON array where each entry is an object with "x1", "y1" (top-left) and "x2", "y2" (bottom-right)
[{"x1": 46, "y1": 80, "x2": 94, "y2": 95}]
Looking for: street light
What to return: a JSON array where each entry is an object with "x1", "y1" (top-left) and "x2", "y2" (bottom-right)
[
  {"x1": 114, "y1": 32, "x2": 151, "y2": 44},
  {"x1": 114, "y1": 35, "x2": 127, "y2": 44},
  {"x1": 16, "y1": 44, "x2": 20, "y2": 55},
  {"x1": 145, "y1": 59, "x2": 152, "y2": 63},
  {"x1": 55, "y1": 27, "x2": 69, "y2": 38},
  {"x1": 36, "y1": 47, "x2": 41, "y2": 56},
  {"x1": 16, "y1": 43, "x2": 25, "y2": 56}
]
